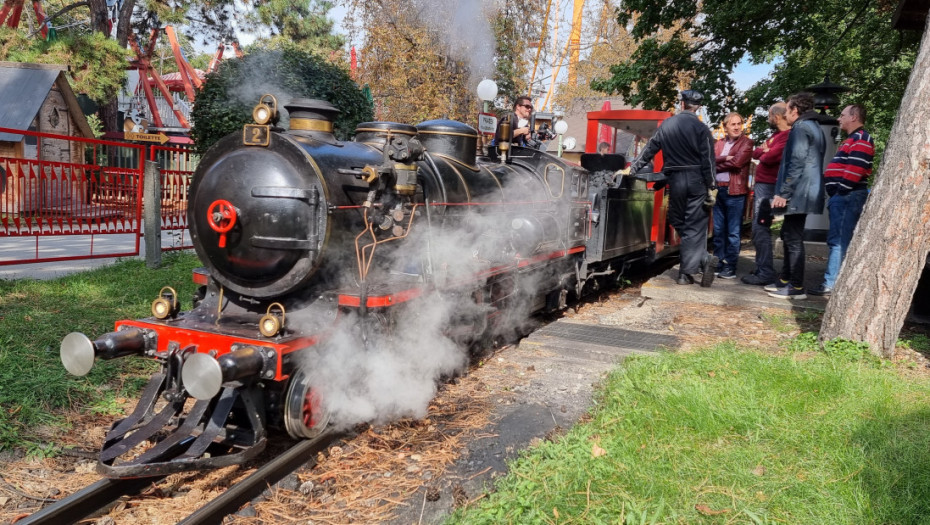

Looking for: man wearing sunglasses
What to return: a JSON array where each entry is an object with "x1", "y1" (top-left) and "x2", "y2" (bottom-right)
[{"x1": 494, "y1": 96, "x2": 534, "y2": 147}]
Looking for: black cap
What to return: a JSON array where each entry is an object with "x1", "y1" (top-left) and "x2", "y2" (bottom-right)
[{"x1": 680, "y1": 90, "x2": 703, "y2": 105}]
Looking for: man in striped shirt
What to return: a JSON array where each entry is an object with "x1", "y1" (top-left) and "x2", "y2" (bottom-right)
[{"x1": 810, "y1": 104, "x2": 874, "y2": 297}]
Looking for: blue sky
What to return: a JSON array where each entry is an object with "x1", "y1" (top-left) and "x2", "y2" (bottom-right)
[{"x1": 731, "y1": 58, "x2": 777, "y2": 91}]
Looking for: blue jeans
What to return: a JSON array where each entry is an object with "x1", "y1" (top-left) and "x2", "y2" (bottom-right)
[
  {"x1": 712, "y1": 186, "x2": 746, "y2": 271},
  {"x1": 823, "y1": 189, "x2": 868, "y2": 288}
]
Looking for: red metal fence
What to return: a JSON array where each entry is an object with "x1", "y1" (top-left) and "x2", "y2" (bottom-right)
[
  {"x1": 151, "y1": 143, "x2": 195, "y2": 251},
  {"x1": 0, "y1": 126, "x2": 195, "y2": 265}
]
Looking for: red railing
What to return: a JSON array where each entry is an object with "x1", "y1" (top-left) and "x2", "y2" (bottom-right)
[
  {"x1": 0, "y1": 126, "x2": 196, "y2": 265},
  {"x1": 150, "y1": 144, "x2": 194, "y2": 251}
]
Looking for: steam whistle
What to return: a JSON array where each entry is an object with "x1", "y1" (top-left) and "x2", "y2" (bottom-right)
[{"x1": 498, "y1": 116, "x2": 512, "y2": 164}]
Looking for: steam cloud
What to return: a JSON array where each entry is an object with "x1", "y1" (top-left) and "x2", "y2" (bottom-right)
[
  {"x1": 297, "y1": 164, "x2": 571, "y2": 432},
  {"x1": 225, "y1": 54, "x2": 297, "y2": 120},
  {"x1": 303, "y1": 296, "x2": 468, "y2": 430},
  {"x1": 412, "y1": 0, "x2": 497, "y2": 86}
]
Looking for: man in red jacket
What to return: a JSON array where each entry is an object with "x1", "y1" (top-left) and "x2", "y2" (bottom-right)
[
  {"x1": 742, "y1": 102, "x2": 790, "y2": 286},
  {"x1": 712, "y1": 112, "x2": 754, "y2": 279}
]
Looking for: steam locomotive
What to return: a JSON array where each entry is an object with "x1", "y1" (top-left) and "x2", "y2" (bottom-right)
[{"x1": 59, "y1": 95, "x2": 677, "y2": 478}]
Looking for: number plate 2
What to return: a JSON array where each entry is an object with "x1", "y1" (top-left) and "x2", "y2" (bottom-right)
[{"x1": 243, "y1": 124, "x2": 270, "y2": 146}]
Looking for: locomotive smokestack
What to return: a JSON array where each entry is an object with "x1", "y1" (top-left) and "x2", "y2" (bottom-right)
[{"x1": 285, "y1": 98, "x2": 340, "y2": 142}]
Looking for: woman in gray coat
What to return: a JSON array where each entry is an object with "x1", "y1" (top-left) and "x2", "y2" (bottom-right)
[{"x1": 768, "y1": 92, "x2": 826, "y2": 299}]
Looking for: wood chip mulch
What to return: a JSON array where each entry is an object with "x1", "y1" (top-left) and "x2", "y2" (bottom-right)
[{"x1": 229, "y1": 371, "x2": 496, "y2": 524}]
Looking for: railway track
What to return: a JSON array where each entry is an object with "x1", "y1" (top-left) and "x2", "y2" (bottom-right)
[
  {"x1": 14, "y1": 476, "x2": 164, "y2": 525},
  {"x1": 178, "y1": 434, "x2": 333, "y2": 524},
  {"x1": 16, "y1": 434, "x2": 334, "y2": 525}
]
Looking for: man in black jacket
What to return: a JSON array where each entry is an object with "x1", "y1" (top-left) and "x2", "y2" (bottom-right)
[
  {"x1": 493, "y1": 96, "x2": 534, "y2": 148},
  {"x1": 629, "y1": 90, "x2": 718, "y2": 286}
]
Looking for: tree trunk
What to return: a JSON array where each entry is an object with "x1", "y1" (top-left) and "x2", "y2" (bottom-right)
[
  {"x1": 100, "y1": 100, "x2": 121, "y2": 135},
  {"x1": 819, "y1": 21, "x2": 930, "y2": 357},
  {"x1": 114, "y1": 0, "x2": 135, "y2": 47},
  {"x1": 87, "y1": 0, "x2": 109, "y2": 33},
  {"x1": 85, "y1": 0, "x2": 135, "y2": 133}
]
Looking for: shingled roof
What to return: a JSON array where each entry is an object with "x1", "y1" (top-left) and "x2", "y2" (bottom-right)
[{"x1": 0, "y1": 61, "x2": 94, "y2": 142}]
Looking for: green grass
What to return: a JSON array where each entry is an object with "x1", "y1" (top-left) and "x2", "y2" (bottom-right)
[
  {"x1": 449, "y1": 343, "x2": 930, "y2": 524},
  {"x1": 0, "y1": 252, "x2": 201, "y2": 451},
  {"x1": 759, "y1": 311, "x2": 794, "y2": 333},
  {"x1": 900, "y1": 333, "x2": 930, "y2": 354}
]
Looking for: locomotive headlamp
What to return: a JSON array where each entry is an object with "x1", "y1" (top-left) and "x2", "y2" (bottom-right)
[
  {"x1": 151, "y1": 286, "x2": 180, "y2": 320},
  {"x1": 252, "y1": 94, "x2": 279, "y2": 125},
  {"x1": 182, "y1": 347, "x2": 267, "y2": 400},
  {"x1": 259, "y1": 302, "x2": 286, "y2": 338}
]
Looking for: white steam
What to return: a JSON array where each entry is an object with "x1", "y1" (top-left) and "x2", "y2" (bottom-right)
[
  {"x1": 227, "y1": 54, "x2": 293, "y2": 109},
  {"x1": 305, "y1": 295, "x2": 468, "y2": 430},
  {"x1": 297, "y1": 165, "x2": 570, "y2": 432},
  {"x1": 412, "y1": 0, "x2": 497, "y2": 85}
]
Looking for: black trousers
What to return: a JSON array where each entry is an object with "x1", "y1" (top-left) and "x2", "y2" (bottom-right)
[
  {"x1": 778, "y1": 213, "x2": 807, "y2": 288},
  {"x1": 667, "y1": 171, "x2": 709, "y2": 276},
  {"x1": 750, "y1": 183, "x2": 776, "y2": 281}
]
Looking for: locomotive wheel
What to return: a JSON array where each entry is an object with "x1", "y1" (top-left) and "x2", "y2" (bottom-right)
[{"x1": 284, "y1": 367, "x2": 331, "y2": 439}]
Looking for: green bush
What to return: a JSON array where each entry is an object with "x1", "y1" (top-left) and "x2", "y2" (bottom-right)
[{"x1": 190, "y1": 46, "x2": 374, "y2": 153}]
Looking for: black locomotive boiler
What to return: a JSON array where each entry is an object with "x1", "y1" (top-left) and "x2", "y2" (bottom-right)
[{"x1": 59, "y1": 95, "x2": 676, "y2": 478}]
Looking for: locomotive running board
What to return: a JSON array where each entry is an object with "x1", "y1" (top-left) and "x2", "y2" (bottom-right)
[{"x1": 97, "y1": 373, "x2": 267, "y2": 478}]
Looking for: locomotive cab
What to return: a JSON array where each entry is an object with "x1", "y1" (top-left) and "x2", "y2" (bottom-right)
[{"x1": 583, "y1": 108, "x2": 680, "y2": 262}]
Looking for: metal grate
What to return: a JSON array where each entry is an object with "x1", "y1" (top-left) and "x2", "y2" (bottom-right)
[{"x1": 534, "y1": 322, "x2": 677, "y2": 352}]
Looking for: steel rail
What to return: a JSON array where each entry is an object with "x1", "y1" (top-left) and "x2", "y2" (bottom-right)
[
  {"x1": 179, "y1": 434, "x2": 334, "y2": 525},
  {"x1": 16, "y1": 476, "x2": 164, "y2": 525}
]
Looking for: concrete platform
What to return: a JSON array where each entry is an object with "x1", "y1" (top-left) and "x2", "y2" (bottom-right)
[
  {"x1": 643, "y1": 251, "x2": 830, "y2": 312},
  {"x1": 640, "y1": 236, "x2": 833, "y2": 311}
]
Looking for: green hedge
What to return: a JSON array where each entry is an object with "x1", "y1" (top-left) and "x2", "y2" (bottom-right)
[{"x1": 190, "y1": 47, "x2": 374, "y2": 153}]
